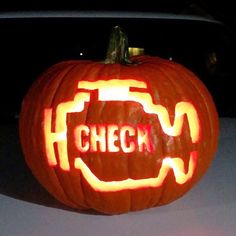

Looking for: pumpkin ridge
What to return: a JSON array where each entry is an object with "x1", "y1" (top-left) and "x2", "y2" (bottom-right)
[
  {"x1": 163, "y1": 61, "x2": 219, "y2": 184},
  {"x1": 127, "y1": 61, "x2": 166, "y2": 205},
  {"x1": 120, "y1": 64, "x2": 133, "y2": 212},
  {"x1": 49, "y1": 63, "x2": 87, "y2": 208},
  {"x1": 40, "y1": 64, "x2": 78, "y2": 206},
  {"x1": 21, "y1": 63, "x2": 79, "y2": 208},
  {"x1": 133, "y1": 62, "x2": 165, "y2": 207},
  {"x1": 181, "y1": 65, "x2": 219, "y2": 152},
  {"x1": 82, "y1": 63, "x2": 108, "y2": 209},
  {"x1": 155, "y1": 62, "x2": 185, "y2": 203},
  {"x1": 171, "y1": 62, "x2": 218, "y2": 149},
  {"x1": 72, "y1": 62, "x2": 110, "y2": 209},
  {"x1": 158, "y1": 62, "x2": 199, "y2": 198}
]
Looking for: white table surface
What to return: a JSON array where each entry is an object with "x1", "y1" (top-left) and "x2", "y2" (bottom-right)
[{"x1": 1, "y1": 118, "x2": 236, "y2": 236}]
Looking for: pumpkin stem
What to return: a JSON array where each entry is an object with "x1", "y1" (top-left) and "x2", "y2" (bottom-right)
[{"x1": 105, "y1": 26, "x2": 132, "y2": 65}]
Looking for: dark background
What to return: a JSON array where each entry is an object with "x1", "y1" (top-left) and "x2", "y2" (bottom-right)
[
  {"x1": 1, "y1": 0, "x2": 236, "y2": 122},
  {"x1": 0, "y1": 0, "x2": 235, "y2": 27}
]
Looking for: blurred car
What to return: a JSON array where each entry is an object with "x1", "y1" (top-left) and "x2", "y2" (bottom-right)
[{"x1": 0, "y1": 11, "x2": 236, "y2": 122}]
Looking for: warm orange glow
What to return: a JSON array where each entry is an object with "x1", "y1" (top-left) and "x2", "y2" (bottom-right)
[
  {"x1": 137, "y1": 125, "x2": 153, "y2": 152},
  {"x1": 90, "y1": 125, "x2": 106, "y2": 152},
  {"x1": 74, "y1": 151, "x2": 198, "y2": 192},
  {"x1": 73, "y1": 124, "x2": 152, "y2": 153},
  {"x1": 44, "y1": 92, "x2": 90, "y2": 171},
  {"x1": 44, "y1": 109, "x2": 66, "y2": 166},
  {"x1": 120, "y1": 125, "x2": 135, "y2": 153},
  {"x1": 74, "y1": 125, "x2": 90, "y2": 152},
  {"x1": 78, "y1": 79, "x2": 200, "y2": 143},
  {"x1": 44, "y1": 78, "x2": 200, "y2": 188},
  {"x1": 107, "y1": 125, "x2": 119, "y2": 152},
  {"x1": 78, "y1": 79, "x2": 147, "y2": 101}
]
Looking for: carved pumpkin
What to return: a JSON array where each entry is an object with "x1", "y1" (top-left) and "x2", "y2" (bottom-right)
[{"x1": 19, "y1": 26, "x2": 219, "y2": 214}]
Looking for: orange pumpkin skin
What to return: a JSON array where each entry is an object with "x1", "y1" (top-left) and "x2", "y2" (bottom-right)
[{"x1": 19, "y1": 55, "x2": 219, "y2": 214}]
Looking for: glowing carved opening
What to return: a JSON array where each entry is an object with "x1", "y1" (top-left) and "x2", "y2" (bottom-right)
[
  {"x1": 74, "y1": 124, "x2": 152, "y2": 153},
  {"x1": 120, "y1": 125, "x2": 135, "y2": 153},
  {"x1": 78, "y1": 79, "x2": 200, "y2": 143},
  {"x1": 43, "y1": 79, "x2": 200, "y2": 189},
  {"x1": 44, "y1": 92, "x2": 90, "y2": 170},
  {"x1": 74, "y1": 151, "x2": 198, "y2": 191},
  {"x1": 74, "y1": 125, "x2": 90, "y2": 152}
]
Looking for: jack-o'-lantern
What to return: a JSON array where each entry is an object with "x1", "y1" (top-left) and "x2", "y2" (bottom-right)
[{"x1": 19, "y1": 26, "x2": 219, "y2": 214}]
